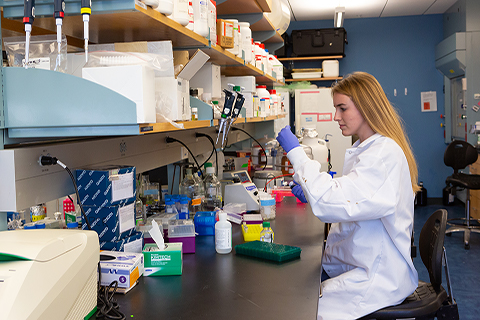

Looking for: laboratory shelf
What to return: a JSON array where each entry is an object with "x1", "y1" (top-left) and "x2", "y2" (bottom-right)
[
  {"x1": 139, "y1": 120, "x2": 215, "y2": 134},
  {"x1": 285, "y1": 77, "x2": 343, "y2": 82},
  {"x1": 278, "y1": 55, "x2": 343, "y2": 61},
  {"x1": 216, "y1": 0, "x2": 270, "y2": 15}
]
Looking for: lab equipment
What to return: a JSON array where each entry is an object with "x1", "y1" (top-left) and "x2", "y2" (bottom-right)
[
  {"x1": 99, "y1": 251, "x2": 144, "y2": 293},
  {"x1": 0, "y1": 229, "x2": 99, "y2": 319},
  {"x1": 23, "y1": 0, "x2": 35, "y2": 68},
  {"x1": 276, "y1": 125, "x2": 300, "y2": 153},
  {"x1": 223, "y1": 85, "x2": 245, "y2": 140},
  {"x1": 301, "y1": 127, "x2": 329, "y2": 172},
  {"x1": 203, "y1": 163, "x2": 222, "y2": 210},
  {"x1": 223, "y1": 169, "x2": 253, "y2": 183},
  {"x1": 215, "y1": 212, "x2": 232, "y2": 254},
  {"x1": 260, "y1": 221, "x2": 274, "y2": 242},
  {"x1": 234, "y1": 241, "x2": 301, "y2": 263},
  {"x1": 194, "y1": 211, "x2": 216, "y2": 235},
  {"x1": 241, "y1": 223, "x2": 262, "y2": 241},
  {"x1": 81, "y1": 0, "x2": 91, "y2": 61},
  {"x1": 179, "y1": 197, "x2": 190, "y2": 219},
  {"x1": 179, "y1": 167, "x2": 202, "y2": 217},
  {"x1": 224, "y1": 180, "x2": 260, "y2": 211},
  {"x1": 165, "y1": 200, "x2": 177, "y2": 214},
  {"x1": 166, "y1": 219, "x2": 196, "y2": 253},
  {"x1": 216, "y1": 87, "x2": 235, "y2": 147},
  {"x1": 54, "y1": 0, "x2": 65, "y2": 59},
  {"x1": 260, "y1": 196, "x2": 276, "y2": 220},
  {"x1": 253, "y1": 170, "x2": 283, "y2": 191}
]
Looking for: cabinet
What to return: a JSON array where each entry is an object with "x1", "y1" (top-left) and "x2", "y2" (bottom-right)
[
  {"x1": 279, "y1": 55, "x2": 343, "y2": 82},
  {"x1": 0, "y1": 0, "x2": 285, "y2": 223}
]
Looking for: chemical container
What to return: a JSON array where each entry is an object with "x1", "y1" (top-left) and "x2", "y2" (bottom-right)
[{"x1": 301, "y1": 128, "x2": 328, "y2": 172}]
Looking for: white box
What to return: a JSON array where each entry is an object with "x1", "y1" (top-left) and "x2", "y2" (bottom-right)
[
  {"x1": 322, "y1": 60, "x2": 339, "y2": 78},
  {"x1": 99, "y1": 251, "x2": 144, "y2": 294},
  {"x1": 190, "y1": 62, "x2": 222, "y2": 99},
  {"x1": 221, "y1": 75, "x2": 256, "y2": 92},
  {"x1": 155, "y1": 50, "x2": 210, "y2": 121},
  {"x1": 82, "y1": 65, "x2": 156, "y2": 123}
]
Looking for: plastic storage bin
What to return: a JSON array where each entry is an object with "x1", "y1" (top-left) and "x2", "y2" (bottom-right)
[
  {"x1": 167, "y1": 220, "x2": 196, "y2": 253},
  {"x1": 235, "y1": 241, "x2": 302, "y2": 263},
  {"x1": 194, "y1": 211, "x2": 216, "y2": 235}
]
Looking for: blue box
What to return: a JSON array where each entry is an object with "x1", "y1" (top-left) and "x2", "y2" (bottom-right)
[
  {"x1": 82, "y1": 200, "x2": 136, "y2": 242},
  {"x1": 76, "y1": 165, "x2": 136, "y2": 207},
  {"x1": 193, "y1": 211, "x2": 216, "y2": 236},
  {"x1": 99, "y1": 231, "x2": 143, "y2": 252}
]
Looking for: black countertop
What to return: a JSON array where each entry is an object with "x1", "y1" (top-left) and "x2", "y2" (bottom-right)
[{"x1": 109, "y1": 198, "x2": 325, "y2": 320}]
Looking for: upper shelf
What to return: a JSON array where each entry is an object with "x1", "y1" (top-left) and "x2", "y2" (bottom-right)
[
  {"x1": 278, "y1": 55, "x2": 343, "y2": 61},
  {"x1": 217, "y1": 0, "x2": 271, "y2": 15}
]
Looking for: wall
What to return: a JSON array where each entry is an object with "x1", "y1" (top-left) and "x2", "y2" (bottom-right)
[{"x1": 286, "y1": 15, "x2": 450, "y2": 197}]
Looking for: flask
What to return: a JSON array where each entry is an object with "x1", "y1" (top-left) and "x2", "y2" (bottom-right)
[
  {"x1": 203, "y1": 163, "x2": 222, "y2": 210},
  {"x1": 179, "y1": 167, "x2": 202, "y2": 217},
  {"x1": 215, "y1": 212, "x2": 232, "y2": 254},
  {"x1": 260, "y1": 221, "x2": 274, "y2": 243}
]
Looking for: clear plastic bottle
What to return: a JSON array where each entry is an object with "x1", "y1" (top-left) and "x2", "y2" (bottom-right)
[
  {"x1": 260, "y1": 221, "x2": 274, "y2": 243},
  {"x1": 135, "y1": 194, "x2": 146, "y2": 226},
  {"x1": 215, "y1": 212, "x2": 232, "y2": 254},
  {"x1": 203, "y1": 163, "x2": 222, "y2": 210},
  {"x1": 180, "y1": 168, "x2": 202, "y2": 217}
]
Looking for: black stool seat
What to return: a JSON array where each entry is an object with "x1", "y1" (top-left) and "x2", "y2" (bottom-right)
[
  {"x1": 358, "y1": 281, "x2": 447, "y2": 319},
  {"x1": 446, "y1": 172, "x2": 480, "y2": 190}
]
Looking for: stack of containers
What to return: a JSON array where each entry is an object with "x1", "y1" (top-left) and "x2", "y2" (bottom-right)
[{"x1": 76, "y1": 166, "x2": 142, "y2": 252}]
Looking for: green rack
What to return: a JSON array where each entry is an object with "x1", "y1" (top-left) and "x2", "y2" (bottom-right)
[{"x1": 234, "y1": 240, "x2": 301, "y2": 263}]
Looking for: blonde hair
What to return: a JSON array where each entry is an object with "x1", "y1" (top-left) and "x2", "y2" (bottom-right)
[{"x1": 332, "y1": 72, "x2": 420, "y2": 193}]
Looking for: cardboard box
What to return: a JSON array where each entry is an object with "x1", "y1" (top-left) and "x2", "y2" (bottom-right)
[
  {"x1": 99, "y1": 231, "x2": 143, "y2": 252},
  {"x1": 190, "y1": 62, "x2": 222, "y2": 99},
  {"x1": 155, "y1": 50, "x2": 209, "y2": 121},
  {"x1": 82, "y1": 201, "x2": 136, "y2": 242},
  {"x1": 216, "y1": 19, "x2": 234, "y2": 48},
  {"x1": 99, "y1": 251, "x2": 144, "y2": 293},
  {"x1": 143, "y1": 243, "x2": 183, "y2": 276},
  {"x1": 76, "y1": 166, "x2": 136, "y2": 207}
]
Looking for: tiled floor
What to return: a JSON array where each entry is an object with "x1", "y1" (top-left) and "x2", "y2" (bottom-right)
[{"x1": 413, "y1": 199, "x2": 480, "y2": 320}]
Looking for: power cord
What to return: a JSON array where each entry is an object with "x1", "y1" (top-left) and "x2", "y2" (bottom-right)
[
  {"x1": 230, "y1": 127, "x2": 267, "y2": 170},
  {"x1": 38, "y1": 155, "x2": 92, "y2": 230},
  {"x1": 196, "y1": 132, "x2": 218, "y2": 174},
  {"x1": 166, "y1": 137, "x2": 204, "y2": 179},
  {"x1": 96, "y1": 262, "x2": 125, "y2": 320}
]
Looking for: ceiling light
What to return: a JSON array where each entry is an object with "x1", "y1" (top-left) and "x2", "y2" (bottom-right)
[{"x1": 334, "y1": 6, "x2": 345, "y2": 28}]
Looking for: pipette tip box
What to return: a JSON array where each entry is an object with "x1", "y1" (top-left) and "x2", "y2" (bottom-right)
[
  {"x1": 142, "y1": 243, "x2": 183, "y2": 276},
  {"x1": 235, "y1": 241, "x2": 301, "y2": 263},
  {"x1": 166, "y1": 220, "x2": 196, "y2": 254}
]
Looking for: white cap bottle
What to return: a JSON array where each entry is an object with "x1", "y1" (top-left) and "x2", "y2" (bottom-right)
[{"x1": 215, "y1": 212, "x2": 232, "y2": 254}]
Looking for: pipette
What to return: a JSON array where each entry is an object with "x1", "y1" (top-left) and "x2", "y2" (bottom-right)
[
  {"x1": 54, "y1": 0, "x2": 65, "y2": 54},
  {"x1": 81, "y1": 0, "x2": 92, "y2": 62},
  {"x1": 223, "y1": 86, "x2": 245, "y2": 147},
  {"x1": 23, "y1": 0, "x2": 35, "y2": 69},
  {"x1": 216, "y1": 86, "x2": 236, "y2": 146}
]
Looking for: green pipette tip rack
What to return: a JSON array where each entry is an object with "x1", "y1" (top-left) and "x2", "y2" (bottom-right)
[{"x1": 235, "y1": 241, "x2": 302, "y2": 263}]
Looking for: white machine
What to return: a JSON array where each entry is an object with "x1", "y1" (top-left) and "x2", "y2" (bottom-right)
[
  {"x1": 223, "y1": 170, "x2": 260, "y2": 211},
  {"x1": 0, "y1": 229, "x2": 99, "y2": 320}
]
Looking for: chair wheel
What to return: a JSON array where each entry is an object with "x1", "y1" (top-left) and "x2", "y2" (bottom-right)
[{"x1": 465, "y1": 243, "x2": 470, "y2": 250}]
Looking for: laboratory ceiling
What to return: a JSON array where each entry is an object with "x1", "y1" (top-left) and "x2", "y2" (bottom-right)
[{"x1": 287, "y1": 0, "x2": 459, "y2": 21}]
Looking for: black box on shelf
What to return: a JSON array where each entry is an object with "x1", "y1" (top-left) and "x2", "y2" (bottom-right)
[{"x1": 291, "y1": 28, "x2": 347, "y2": 57}]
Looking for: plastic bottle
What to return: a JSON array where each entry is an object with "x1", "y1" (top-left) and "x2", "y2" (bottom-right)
[
  {"x1": 135, "y1": 194, "x2": 146, "y2": 226},
  {"x1": 193, "y1": 0, "x2": 209, "y2": 37},
  {"x1": 256, "y1": 85, "x2": 270, "y2": 116},
  {"x1": 272, "y1": 55, "x2": 283, "y2": 81},
  {"x1": 238, "y1": 22, "x2": 252, "y2": 63},
  {"x1": 155, "y1": 0, "x2": 174, "y2": 15},
  {"x1": 236, "y1": 22, "x2": 243, "y2": 59},
  {"x1": 191, "y1": 107, "x2": 198, "y2": 120},
  {"x1": 203, "y1": 163, "x2": 222, "y2": 210},
  {"x1": 269, "y1": 89, "x2": 278, "y2": 116},
  {"x1": 186, "y1": 1, "x2": 194, "y2": 30},
  {"x1": 302, "y1": 128, "x2": 328, "y2": 172},
  {"x1": 260, "y1": 221, "x2": 274, "y2": 243},
  {"x1": 179, "y1": 168, "x2": 202, "y2": 217},
  {"x1": 207, "y1": 0, "x2": 217, "y2": 43},
  {"x1": 169, "y1": 0, "x2": 189, "y2": 26},
  {"x1": 215, "y1": 212, "x2": 232, "y2": 254},
  {"x1": 193, "y1": 169, "x2": 205, "y2": 209},
  {"x1": 179, "y1": 197, "x2": 190, "y2": 219},
  {"x1": 165, "y1": 200, "x2": 177, "y2": 214},
  {"x1": 226, "y1": 19, "x2": 239, "y2": 55}
]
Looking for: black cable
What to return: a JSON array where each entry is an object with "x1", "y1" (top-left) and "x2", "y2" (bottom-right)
[
  {"x1": 231, "y1": 127, "x2": 267, "y2": 170},
  {"x1": 196, "y1": 133, "x2": 216, "y2": 170},
  {"x1": 96, "y1": 262, "x2": 125, "y2": 320},
  {"x1": 166, "y1": 137, "x2": 204, "y2": 179}
]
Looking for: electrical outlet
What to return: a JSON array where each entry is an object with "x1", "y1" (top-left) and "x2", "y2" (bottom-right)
[
  {"x1": 180, "y1": 147, "x2": 188, "y2": 159},
  {"x1": 474, "y1": 93, "x2": 480, "y2": 100}
]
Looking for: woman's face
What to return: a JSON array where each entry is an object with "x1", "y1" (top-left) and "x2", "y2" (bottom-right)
[{"x1": 333, "y1": 93, "x2": 374, "y2": 142}]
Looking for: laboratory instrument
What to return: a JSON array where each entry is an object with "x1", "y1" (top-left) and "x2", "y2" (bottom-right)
[
  {"x1": 223, "y1": 169, "x2": 253, "y2": 183},
  {"x1": 81, "y1": 0, "x2": 91, "y2": 62},
  {"x1": 260, "y1": 221, "x2": 274, "y2": 242},
  {"x1": 253, "y1": 169, "x2": 283, "y2": 191},
  {"x1": 215, "y1": 212, "x2": 232, "y2": 254},
  {"x1": 54, "y1": 0, "x2": 65, "y2": 57},
  {"x1": 223, "y1": 85, "x2": 245, "y2": 141},
  {"x1": 216, "y1": 86, "x2": 235, "y2": 147},
  {"x1": 0, "y1": 229, "x2": 99, "y2": 319},
  {"x1": 224, "y1": 178, "x2": 260, "y2": 211},
  {"x1": 23, "y1": 0, "x2": 35, "y2": 68}
]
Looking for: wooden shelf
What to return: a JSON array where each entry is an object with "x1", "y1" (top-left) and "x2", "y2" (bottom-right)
[
  {"x1": 278, "y1": 55, "x2": 343, "y2": 61},
  {"x1": 285, "y1": 77, "x2": 343, "y2": 82},
  {"x1": 217, "y1": 0, "x2": 264, "y2": 15}
]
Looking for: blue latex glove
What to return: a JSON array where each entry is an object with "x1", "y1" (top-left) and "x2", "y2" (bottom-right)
[
  {"x1": 292, "y1": 183, "x2": 308, "y2": 203},
  {"x1": 276, "y1": 125, "x2": 300, "y2": 153}
]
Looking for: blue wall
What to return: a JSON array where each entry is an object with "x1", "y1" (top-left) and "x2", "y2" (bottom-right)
[{"x1": 287, "y1": 15, "x2": 450, "y2": 198}]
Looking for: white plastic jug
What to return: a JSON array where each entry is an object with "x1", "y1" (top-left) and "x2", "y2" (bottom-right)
[{"x1": 302, "y1": 128, "x2": 328, "y2": 172}]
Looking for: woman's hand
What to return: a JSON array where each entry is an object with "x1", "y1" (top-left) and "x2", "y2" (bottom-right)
[
  {"x1": 276, "y1": 125, "x2": 300, "y2": 153},
  {"x1": 292, "y1": 182, "x2": 308, "y2": 203}
]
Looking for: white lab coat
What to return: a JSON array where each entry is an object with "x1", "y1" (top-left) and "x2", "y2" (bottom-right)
[{"x1": 287, "y1": 133, "x2": 418, "y2": 320}]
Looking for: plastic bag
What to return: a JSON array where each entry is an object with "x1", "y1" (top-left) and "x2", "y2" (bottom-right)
[{"x1": 4, "y1": 35, "x2": 67, "y2": 72}]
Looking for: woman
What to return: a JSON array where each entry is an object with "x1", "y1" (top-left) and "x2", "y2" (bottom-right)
[{"x1": 276, "y1": 72, "x2": 419, "y2": 320}]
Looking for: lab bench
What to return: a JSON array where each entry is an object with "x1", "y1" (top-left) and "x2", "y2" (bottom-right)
[{"x1": 106, "y1": 199, "x2": 325, "y2": 320}]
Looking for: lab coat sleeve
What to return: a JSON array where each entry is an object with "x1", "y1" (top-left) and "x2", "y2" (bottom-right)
[{"x1": 287, "y1": 146, "x2": 397, "y2": 223}]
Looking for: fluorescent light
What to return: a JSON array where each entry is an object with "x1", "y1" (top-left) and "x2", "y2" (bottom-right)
[{"x1": 334, "y1": 6, "x2": 345, "y2": 28}]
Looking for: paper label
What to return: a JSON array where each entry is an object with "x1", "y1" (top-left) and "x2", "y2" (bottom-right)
[
  {"x1": 215, "y1": 228, "x2": 231, "y2": 250},
  {"x1": 112, "y1": 172, "x2": 134, "y2": 202},
  {"x1": 192, "y1": 197, "x2": 202, "y2": 206},
  {"x1": 23, "y1": 57, "x2": 50, "y2": 70},
  {"x1": 118, "y1": 202, "x2": 135, "y2": 234},
  {"x1": 124, "y1": 238, "x2": 143, "y2": 253}
]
